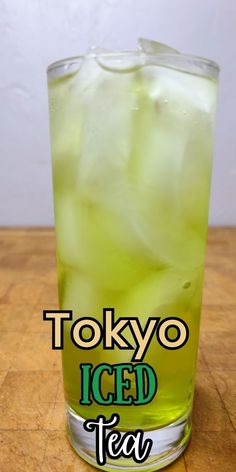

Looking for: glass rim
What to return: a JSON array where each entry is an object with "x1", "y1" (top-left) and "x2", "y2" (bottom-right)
[{"x1": 47, "y1": 51, "x2": 220, "y2": 80}]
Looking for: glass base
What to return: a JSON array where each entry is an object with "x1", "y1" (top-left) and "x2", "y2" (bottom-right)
[{"x1": 66, "y1": 405, "x2": 191, "y2": 471}]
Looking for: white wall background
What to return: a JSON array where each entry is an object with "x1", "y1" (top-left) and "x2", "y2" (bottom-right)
[{"x1": 0, "y1": 0, "x2": 235, "y2": 226}]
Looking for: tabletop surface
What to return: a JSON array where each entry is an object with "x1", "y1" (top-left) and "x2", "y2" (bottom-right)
[{"x1": 0, "y1": 227, "x2": 235, "y2": 472}]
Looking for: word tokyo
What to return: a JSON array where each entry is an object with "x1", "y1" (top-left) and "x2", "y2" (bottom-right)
[{"x1": 44, "y1": 308, "x2": 189, "y2": 465}]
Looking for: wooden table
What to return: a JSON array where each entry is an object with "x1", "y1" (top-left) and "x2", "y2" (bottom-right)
[{"x1": 0, "y1": 228, "x2": 235, "y2": 472}]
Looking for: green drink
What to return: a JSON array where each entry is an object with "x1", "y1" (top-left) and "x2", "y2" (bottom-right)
[{"x1": 47, "y1": 41, "x2": 219, "y2": 471}]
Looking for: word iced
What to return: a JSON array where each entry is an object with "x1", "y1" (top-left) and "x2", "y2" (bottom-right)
[
  {"x1": 80, "y1": 362, "x2": 157, "y2": 405},
  {"x1": 43, "y1": 308, "x2": 189, "y2": 361}
]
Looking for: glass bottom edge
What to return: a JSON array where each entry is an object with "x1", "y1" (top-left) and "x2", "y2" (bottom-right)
[{"x1": 66, "y1": 405, "x2": 192, "y2": 471}]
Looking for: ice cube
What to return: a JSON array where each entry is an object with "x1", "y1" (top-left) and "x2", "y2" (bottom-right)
[
  {"x1": 59, "y1": 267, "x2": 120, "y2": 318},
  {"x1": 79, "y1": 83, "x2": 132, "y2": 188},
  {"x1": 96, "y1": 53, "x2": 144, "y2": 73},
  {"x1": 55, "y1": 193, "x2": 155, "y2": 291},
  {"x1": 120, "y1": 267, "x2": 203, "y2": 318},
  {"x1": 126, "y1": 73, "x2": 186, "y2": 266},
  {"x1": 141, "y1": 63, "x2": 217, "y2": 113},
  {"x1": 138, "y1": 38, "x2": 179, "y2": 55},
  {"x1": 76, "y1": 59, "x2": 137, "y2": 199}
]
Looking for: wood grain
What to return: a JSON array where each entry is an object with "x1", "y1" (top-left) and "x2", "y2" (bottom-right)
[{"x1": 0, "y1": 227, "x2": 235, "y2": 471}]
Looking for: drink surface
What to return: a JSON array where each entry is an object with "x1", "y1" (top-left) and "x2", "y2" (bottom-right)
[{"x1": 48, "y1": 53, "x2": 217, "y2": 430}]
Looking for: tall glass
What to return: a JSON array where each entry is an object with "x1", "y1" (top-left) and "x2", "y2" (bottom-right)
[{"x1": 47, "y1": 51, "x2": 219, "y2": 471}]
